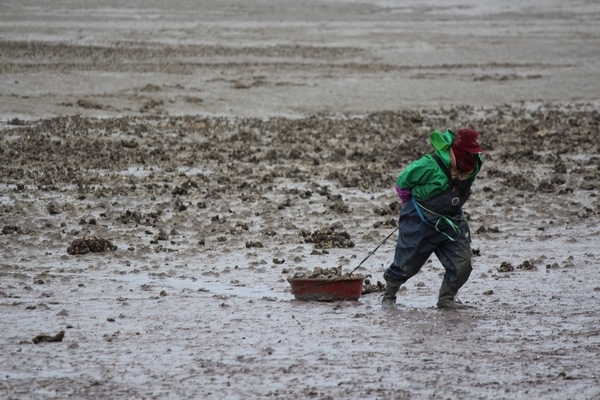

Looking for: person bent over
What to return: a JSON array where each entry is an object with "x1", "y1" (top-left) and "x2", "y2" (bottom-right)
[{"x1": 383, "y1": 128, "x2": 484, "y2": 310}]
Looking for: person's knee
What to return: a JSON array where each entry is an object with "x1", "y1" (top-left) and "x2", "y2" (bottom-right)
[
  {"x1": 455, "y1": 261, "x2": 472, "y2": 285},
  {"x1": 384, "y1": 260, "x2": 422, "y2": 283}
]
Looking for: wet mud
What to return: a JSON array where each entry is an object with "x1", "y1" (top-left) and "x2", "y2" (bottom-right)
[
  {"x1": 1, "y1": 1, "x2": 600, "y2": 399},
  {"x1": 2, "y1": 104, "x2": 599, "y2": 399}
]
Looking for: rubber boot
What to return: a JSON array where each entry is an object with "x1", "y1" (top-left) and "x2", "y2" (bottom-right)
[
  {"x1": 382, "y1": 279, "x2": 401, "y2": 309},
  {"x1": 437, "y1": 281, "x2": 475, "y2": 310},
  {"x1": 437, "y1": 295, "x2": 474, "y2": 309}
]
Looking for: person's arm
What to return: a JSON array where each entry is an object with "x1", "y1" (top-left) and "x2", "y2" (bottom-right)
[
  {"x1": 396, "y1": 156, "x2": 435, "y2": 190},
  {"x1": 394, "y1": 184, "x2": 412, "y2": 204},
  {"x1": 394, "y1": 156, "x2": 435, "y2": 203}
]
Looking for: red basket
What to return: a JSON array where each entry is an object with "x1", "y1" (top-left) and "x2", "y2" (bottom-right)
[{"x1": 287, "y1": 276, "x2": 365, "y2": 301}]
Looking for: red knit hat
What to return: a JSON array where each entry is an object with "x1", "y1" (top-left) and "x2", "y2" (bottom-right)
[{"x1": 453, "y1": 128, "x2": 483, "y2": 153}]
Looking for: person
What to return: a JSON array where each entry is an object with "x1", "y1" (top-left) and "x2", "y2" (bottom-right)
[{"x1": 382, "y1": 128, "x2": 484, "y2": 309}]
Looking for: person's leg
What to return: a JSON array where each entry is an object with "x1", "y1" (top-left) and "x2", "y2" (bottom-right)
[
  {"x1": 382, "y1": 210, "x2": 436, "y2": 308},
  {"x1": 384, "y1": 228, "x2": 434, "y2": 283},
  {"x1": 433, "y1": 228, "x2": 474, "y2": 309}
]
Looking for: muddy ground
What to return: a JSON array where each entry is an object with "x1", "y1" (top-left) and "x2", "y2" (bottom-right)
[{"x1": 1, "y1": 1, "x2": 600, "y2": 399}]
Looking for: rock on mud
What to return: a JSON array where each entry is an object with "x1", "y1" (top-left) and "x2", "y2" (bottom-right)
[
  {"x1": 517, "y1": 260, "x2": 536, "y2": 270},
  {"x1": 498, "y1": 262, "x2": 514, "y2": 272},
  {"x1": 32, "y1": 330, "x2": 65, "y2": 344},
  {"x1": 361, "y1": 278, "x2": 385, "y2": 294},
  {"x1": 300, "y1": 226, "x2": 354, "y2": 249},
  {"x1": 2, "y1": 225, "x2": 23, "y2": 235},
  {"x1": 67, "y1": 237, "x2": 117, "y2": 255},
  {"x1": 47, "y1": 203, "x2": 62, "y2": 215}
]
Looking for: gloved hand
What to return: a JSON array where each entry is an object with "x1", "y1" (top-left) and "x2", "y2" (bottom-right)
[{"x1": 394, "y1": 184, "x2": 412, "y2": 204}]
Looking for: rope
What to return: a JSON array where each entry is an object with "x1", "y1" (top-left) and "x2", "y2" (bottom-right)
[
  {"x1": 349, "y1": 226, "x2": 399, "y2": 276},
  {"x1": 411, "y1": 196, "x2": 463, "y2": 242}
]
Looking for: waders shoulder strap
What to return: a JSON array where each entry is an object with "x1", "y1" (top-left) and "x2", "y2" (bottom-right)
[
  {"x1": 431, "y1": 153, "x2": 452, "y2": 181},
  {"x1": 431, "y1": 152, "x2": 475, "y2": 203}
]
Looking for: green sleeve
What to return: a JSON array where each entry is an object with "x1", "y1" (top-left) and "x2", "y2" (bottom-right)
[
  {"x1": 395, "y1": 154, "x2": 451, "y2": 200},
  {"x1": 396, "y1": 156, "x2": 436, "y2": 190}
]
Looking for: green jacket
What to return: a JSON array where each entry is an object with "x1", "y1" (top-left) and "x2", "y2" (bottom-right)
[{"x1": 396, "y1": 129, "x2": 482, "y2": 201}]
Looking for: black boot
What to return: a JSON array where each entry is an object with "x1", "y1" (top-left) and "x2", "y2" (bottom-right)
[
  {"x1": 437, "y1": 295, "x2": 475, "y2": 309},
  {"x1": 382, "y1": 279, "x2": 401, "y2": 309},
  {"x1": 437, "y1": 281, "x2": 476, "y2": 310}
]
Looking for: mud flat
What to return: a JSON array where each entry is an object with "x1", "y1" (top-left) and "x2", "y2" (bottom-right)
[
  {"x1": 1, "y1": 1, "x2": 600, "y2": 399},
  {"x1": 1, "y1": 0, "x2": 600, "y2": 119}
]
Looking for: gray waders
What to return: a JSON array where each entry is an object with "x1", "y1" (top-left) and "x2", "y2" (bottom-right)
[{"x1": 383, "y1": 187, "x2": 475, "y2": 310}]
